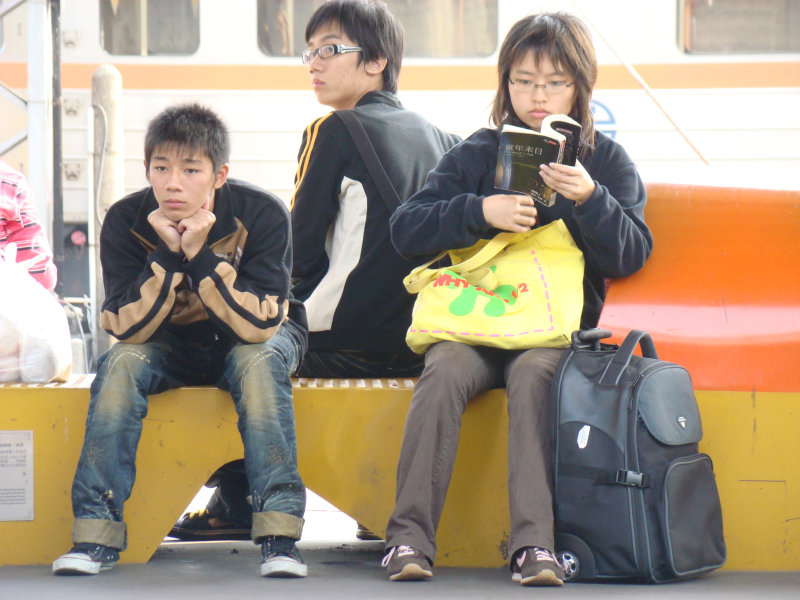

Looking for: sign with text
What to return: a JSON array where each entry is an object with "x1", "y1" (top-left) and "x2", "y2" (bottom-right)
[{"x1": 0, "y1": 430, "x2": 34, "y2": 521}]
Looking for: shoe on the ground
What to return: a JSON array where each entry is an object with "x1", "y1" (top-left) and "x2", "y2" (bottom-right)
[
  {"x1": 511, "y1": 546, "x2": 564, "y2": 586},
  {"x1": 260, "y1": 535, "x2": 308, "y2": 578},
  {"x1": 382, "y1": 545, "x2": 433, "y2": 581},
  {"x1": 168, "y1": 507, "x2": 251, "y2": 541},
  {"x1": 52, "y1": 543, "x2": 119, "y2": 575},
  {"x1": 355, "y1": 522, "x2": 383, "y2": 541}
]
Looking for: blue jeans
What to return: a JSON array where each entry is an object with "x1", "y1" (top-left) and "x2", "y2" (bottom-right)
[{"x1": 70, "y1": 320, "x2": 307, "y2": 550}]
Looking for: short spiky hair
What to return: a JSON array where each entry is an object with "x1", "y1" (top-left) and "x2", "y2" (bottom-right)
[
  {"x1": 144, "y1": 103, "x2": 230, "y2": 171},
  {"x1": 305, "y1": 0, "x2": 403, "y2": 94}
]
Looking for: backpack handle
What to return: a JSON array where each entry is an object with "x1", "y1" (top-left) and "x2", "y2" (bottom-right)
[
  {"x1": 598, "y1": 329, "x2": 658, "y2": 386},
  {"x1": 572, "y1": 328, "x2": 612, "y2": 350}
]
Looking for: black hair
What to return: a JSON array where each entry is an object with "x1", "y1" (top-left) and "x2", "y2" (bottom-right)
[
  {"x1": 491, "y1": 12, "x2": 597, "y2": 155},
  {"x1": 305, "y1": 0, "x2": 403, "y2": 94},
  {"x1": 144, "y1": 103, "x2": 230, "y2": 172}
]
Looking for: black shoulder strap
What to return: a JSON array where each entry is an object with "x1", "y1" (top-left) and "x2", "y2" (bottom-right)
[
  {"x1": 598, "y1": 329, "x2": 659, "y2": 387},
  {"x1": 336, "y1": 109, "x2": 402, "y2": 213}
]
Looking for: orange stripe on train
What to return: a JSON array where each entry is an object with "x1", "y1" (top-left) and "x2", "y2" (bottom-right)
[{"x1": 3, "y1": 62, "x2": 800, "y2": 91}]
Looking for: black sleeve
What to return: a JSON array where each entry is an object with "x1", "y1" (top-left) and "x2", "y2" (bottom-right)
[
  {"x1": 290, "y1": 114, "x2": 350, "y2": 299},
  {"x1": 99, "y1": 201, "x2": 185, "y2": 343},
  {"x1": 570, "y1": 135, "x2": 653, "y2": 279},
  {"x1": 389, "y1": 130, "x2": 498, "y2": 260},
  {"x1": 183, "y1": 199, "x2": 291, "y2": 344}
]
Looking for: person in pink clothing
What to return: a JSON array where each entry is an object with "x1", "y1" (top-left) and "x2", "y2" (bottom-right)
[{"x1": 0, "y1": 159, "x2": 57, "y2": 291}]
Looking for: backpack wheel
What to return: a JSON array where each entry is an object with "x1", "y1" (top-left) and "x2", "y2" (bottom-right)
[{"x1": 557, "y1": 549, "x2": 580, "y2": 582}]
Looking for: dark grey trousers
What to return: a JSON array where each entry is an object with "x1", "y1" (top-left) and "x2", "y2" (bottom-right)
[{"x1": 385, "y1": 341, "x2": 564, "y2": 564}]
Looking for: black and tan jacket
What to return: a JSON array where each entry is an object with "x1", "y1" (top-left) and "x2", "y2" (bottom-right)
[{"x1": 99, "y1": 179, "x2": 307, "y2": 346}]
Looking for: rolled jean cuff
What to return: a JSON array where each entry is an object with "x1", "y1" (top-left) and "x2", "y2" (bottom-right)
[
  {"x1": 73, "y1": 518, "x2": 127, "y2": 550},
  {"x1": 251, "y1": 511, "x2": 304, "y2": 542}
]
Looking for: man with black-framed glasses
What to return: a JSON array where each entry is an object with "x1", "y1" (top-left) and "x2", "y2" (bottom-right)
[
  {"x1": 169, "y1": 0, "x2": 460, "y2": 546},
  {"x1": 290, "y1": 0, "x2": 461, "y2": 381}
]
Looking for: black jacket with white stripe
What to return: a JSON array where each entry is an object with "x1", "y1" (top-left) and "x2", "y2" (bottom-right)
[{"x1": 291, "y1": 91, "x2": 461, "y2": 354}]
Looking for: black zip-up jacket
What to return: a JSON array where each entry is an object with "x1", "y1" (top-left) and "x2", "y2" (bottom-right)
[
  {"x1": 291, "y1": 91, "x2": 461, "y2": 353},
  {"x1": 390, "y1": 127, "x2": 653, "y2": 330},
  {"x1": 99, "y1": 179, "x2": 307, "y2": 346}
]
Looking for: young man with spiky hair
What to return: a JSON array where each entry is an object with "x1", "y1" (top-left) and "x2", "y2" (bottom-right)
[{"x1": 52, "y1": 103, "x2": 310, "y2": 578}]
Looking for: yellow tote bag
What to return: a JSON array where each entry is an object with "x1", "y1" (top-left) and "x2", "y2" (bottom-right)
[{"x1": 404, "y1": 219, "x2": 585, "y2": 354}]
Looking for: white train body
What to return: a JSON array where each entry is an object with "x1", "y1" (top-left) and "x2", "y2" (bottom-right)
[{"x1": 1, "y1": 0, "x2": 798, "y2": 225}]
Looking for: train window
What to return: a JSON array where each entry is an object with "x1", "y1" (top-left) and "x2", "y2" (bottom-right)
[
  {"x1": 100, "y1": 0, "x2": 200, "y2": 56},
  {"x1": 258, "y1": 0, "x2": 293, "y2": 57},
  {"x1": 257, "y1": 0, "x2": 498, "y2": 58},
  {"x1": 682, "y1": 0, "x2": 800, "y2": 53}
]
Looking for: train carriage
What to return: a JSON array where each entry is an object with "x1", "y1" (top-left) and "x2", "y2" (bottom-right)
[{"x1": 2, "y1": 0, "x2": 799, "y2": 231}]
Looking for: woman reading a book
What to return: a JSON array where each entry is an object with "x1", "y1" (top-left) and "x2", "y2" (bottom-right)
[{"x1": 381, "y1": 12, "x2": 653, "y2": 586}]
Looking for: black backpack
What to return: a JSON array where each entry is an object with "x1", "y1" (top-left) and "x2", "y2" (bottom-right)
[{"x1": 551, "y1": 329, "x2": 726, "y2": 582}]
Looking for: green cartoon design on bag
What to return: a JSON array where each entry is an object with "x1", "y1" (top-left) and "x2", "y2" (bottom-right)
[
  {"x1": 483, "y1": 284, "x2": 518, "y2": 316},
  {"x1": 433, "y1": 267, "x2": 519, "y2": 318}
]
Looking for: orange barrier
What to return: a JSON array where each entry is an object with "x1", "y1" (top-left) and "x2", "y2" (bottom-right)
[{"x1": 598, "y1": 183, "x2": 800, "y2": 393}]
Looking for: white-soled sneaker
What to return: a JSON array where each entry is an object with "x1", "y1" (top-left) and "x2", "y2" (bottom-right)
[
  {"x1": 259, "y1": 535, "x2": 308, "y2": 578},
  {"x1": 512, "y1": 547, "x2": 564, "y2": 586},
  {"x1": 382, "y1": 545, "x2": 433, "y2": 581},
  {"x1": 52, "y1": 543, "x2": 119, "y2": 575}
]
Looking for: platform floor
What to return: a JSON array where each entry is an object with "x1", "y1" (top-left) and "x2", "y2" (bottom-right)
[
  {"x1": 2, "y1": 539, "x2": 799, "y2": 600},
  {"x1": 2, "y1": 492, "x2": 798, "y2": 600}
]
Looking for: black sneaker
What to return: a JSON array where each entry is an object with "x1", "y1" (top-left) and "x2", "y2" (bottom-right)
[
  {"x1": 355, "y1": 522, "x2": 383, "y2": 541},
  {"x1": 169, "y1": 508, "x2": 252, "y2": 541},
  {"x1": 511, "y1": 547, "x2": 564, "y2": 586},
  {"x1": 260, "y1": 535, "x2": 307, "y2": 578},
  {"x1": 382, "y1": 545, "x2": 433, "y2": 581},
  {"x1": 52, "y1": 543, "x2": 119, "y2": 575}
]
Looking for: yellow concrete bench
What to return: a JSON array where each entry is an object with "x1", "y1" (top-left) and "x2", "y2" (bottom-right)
[
  {"x1": 0, "y1": 376, "x2": 513, "y2": 568},
  {"x1": 0, "y1": 375, "x2": 798, "y2": 570},
  {"x1": 1, "y1": 183, "x2": 799, "y2": 570}
]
